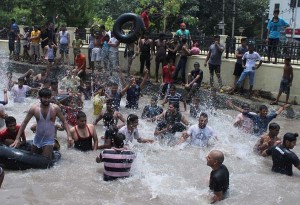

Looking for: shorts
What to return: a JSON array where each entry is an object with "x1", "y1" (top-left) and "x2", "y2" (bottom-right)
[
  {"x1": 233, "y1": 63, "x2": 244, "y2": 76},
  {"x1": 91, "y1": 47, "x2": 103, "y2": 62},
  {"x1": 30, "y1": 43, "x2": 40, "y2": 56},
  {"x1": 209, "y1": 64, "x2": 221, "y2": 74},
  {"x1": 279, "y1": 78, "x2": 290, "y2": 94},
  {"x1": 59, "y1": 44, "x2": 69, "y2": 55}
]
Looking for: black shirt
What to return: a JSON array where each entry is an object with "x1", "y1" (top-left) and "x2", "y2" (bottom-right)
[
  {"x1": 266, "y1": 145, "x2": 300, "y2": 176},
  {"x1": 141, "y1": 105, "x2": 163, "y2": 119},
  {"x1": 190, "y1": 69, "x2": 203, "y2": 85},
  {"x1": 209, "y1": 164, "x2": 229, "y2": 193}
]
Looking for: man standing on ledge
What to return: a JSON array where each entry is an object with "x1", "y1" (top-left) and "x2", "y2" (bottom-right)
[
  {"x1": 11, "y1": 88, "x2": 72, "y2": 160},
  {"x1": 204, "y1": 35, "x2": 225, "y2": 92},
  {"x1": 206, "y1": 150, "x2": 229, "y2": 203}
]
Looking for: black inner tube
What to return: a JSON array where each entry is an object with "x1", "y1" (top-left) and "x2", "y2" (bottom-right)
[{"x1": 113, "y1": 13, "x2": 145, "y2": 44}]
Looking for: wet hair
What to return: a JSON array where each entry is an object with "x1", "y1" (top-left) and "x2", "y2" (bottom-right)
[
  {"x1": 273, "y1": 9, "x2": 280, "y2": 14},
  {"x1": 38, "y1": 88, "x2": 52, "y2": 98},
  {"x1": 127, "y1": 114, "x2": 138, "y2": 124},
  {"x1": 169, "y1": 84, "x2": 176, "y2": 90},
  {"x1": 151, "y1": 96, "x2": 158, "y2": 101},
  {"x1": 283, "y1": 133, "x2": 298, "y2": 143},
  {"x1": 12, "y1": 19, "x2": 16, "y2": 23},
  {"x1": 18, "y1": 77, "x2": 25, "y2": 82},
  {"x1": 168, "y1": 102, "x2": 176, "y2": 108},
  {"x1": 214, "y1": 35, "x2": 220, "y2": 39},
  {"x1": 269, "y1": 122, "x2": 280, "y2": 130},
  {"x1": 106, "y1": 98, "x2": 113, "y2": 105},
  {"x1": 200, "y1": 112, "x2": 208, "y2": 118},
  {"x1": 241, "y1": 103, "x2": 250, "y2": 109},
  {"x1": 76, "y1": 111, "x2": 86, "y2": 119},
  {"x1": 111, "y1": 82, "x2": 118, "y2": 87},
  {"x1": 43, "y1": 78, "x2": 51, "y2": 84},
  {"x1": 51, "y1": 79, "x2": 58, "y2": 85},
  {"x1": 194, "y1": 62, "x2": 200, "y2": 66},
  {"x1": 259, "y1": 105, "x2": 268, "y2": 111},
  {"x1": 100, "y1": 25, "x2": 105, "y2": 30},
  {"x1": 5, "y1": 116, "x2": 16, "y2": 126},
  {"x1": 113, "y1": 133, "x2": 125, "y2": 148}
]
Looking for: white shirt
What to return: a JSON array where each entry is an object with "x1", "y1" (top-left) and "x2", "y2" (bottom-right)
[
  {"x1": 118, "y1": 126, "x2": 141, "y2": 144},
  {"x1": 109, "y1": 37, "x2": 119, "y2": 52},
  {"x1": 187, "y1": 124, "x2": 216, "y2": 147},
  {"x1": 242, "y1": 51, "x2": 262, "y2": 71},
  {"x1": 11, "y1": 85, "x2": 31, "y2": 103}
]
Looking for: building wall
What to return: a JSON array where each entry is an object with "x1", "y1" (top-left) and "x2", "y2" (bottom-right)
[
  {"x1": 269, "y1": 0, "x2": 300, "y2": 28},
  {"x1": 0, "y1": 40, "x2": 299, "y2": 103}
]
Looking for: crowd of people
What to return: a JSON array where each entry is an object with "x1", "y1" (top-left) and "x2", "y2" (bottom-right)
[{"x1": 0, "y1": 8, "x2": 298, "y2": 204}]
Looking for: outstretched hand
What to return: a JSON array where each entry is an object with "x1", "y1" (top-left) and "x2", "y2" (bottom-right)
[{"x1": 10, "y1": 139, "x2": 20, "y2": 148}]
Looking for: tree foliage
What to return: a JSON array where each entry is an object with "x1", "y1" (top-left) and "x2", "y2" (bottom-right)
[{"x1": 0, "y1": 0, "x2": 269, "y2": 37}]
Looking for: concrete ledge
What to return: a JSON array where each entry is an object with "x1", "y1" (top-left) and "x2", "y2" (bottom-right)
[{"x1": 1, "y1": 39, "x2": 299, "y2": 104}]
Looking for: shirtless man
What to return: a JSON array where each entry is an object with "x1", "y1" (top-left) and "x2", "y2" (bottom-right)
[
  {"x1": 93, "y1": 99, "x2": 126, "y2": 128},
  {"x1": 173, "y1": 38, "x2": 190, "y2": 84},
  {"x1": 254, "y1": 122, "x2": 281, "y2": 155},
  {"x1": 271, "y1": 57, "x2": 293, "y2": 105},
  {"x1": 154, "y1": 33, "x2": 167, "y2": 82},
  {"x1": 138, "y1": 31, "x2": 153, "y2": 76},
  {"x1": 70, "y1": 111, "x2": 98, "y2": 151},
  {"x1": 11, "y1": 88, "x2": 72, "y2": 160}
]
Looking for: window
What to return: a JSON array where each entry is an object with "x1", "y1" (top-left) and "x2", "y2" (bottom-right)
[{"x1": 290, "y1": 0, "x2": 300, "y2": 7}]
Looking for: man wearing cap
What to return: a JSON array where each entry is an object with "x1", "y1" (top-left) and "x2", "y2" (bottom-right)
[
  {"x1": 141, "y1": 96, "x2": 163, "y2": 120},
  {"x1": 175, "y1": 23, "x2": 191, "y2": 48},
  {"x1": 263, "y1": 133, "x2": 300, "y2": 176},
  {"x1": 184, "y1": 62, "x2": 203, "y2": 101}
]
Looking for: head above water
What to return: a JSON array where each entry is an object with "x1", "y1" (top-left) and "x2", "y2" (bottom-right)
[
  {"x1": 259, "y1": 105, "x2": 268, "y2": 117},
  {"x1": 283, "y1": 133, "x2": 298, "y2": 143},
  {"x1": 113, "y1": 133, "x2": 126, "y2": 148},
  {"x1": 194, "y1": 62, "x2": 200, "y2": 69},
  {"x1": 5, "y1": 116, "x2": 16, "y2": 127},
  {"x1": 198, "y1": 112, "x2": 208, "y2": 129},
  {"x1": 206, "y1": 150, "x2": 225, "y2": 170},
  {"x1": 38, "y1": 88, "x2": 52, "y2": 98}
]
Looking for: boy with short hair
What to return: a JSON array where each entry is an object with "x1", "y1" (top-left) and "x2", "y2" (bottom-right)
[
  {"x1": 234, "y1": 43, "x2": 262, "y2": 99},
  {"x1": 270, "y1": 57, "x2": 293, "y2": 105}
]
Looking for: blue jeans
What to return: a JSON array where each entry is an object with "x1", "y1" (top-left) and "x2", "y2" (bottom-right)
[{"x1": 237, "y1": 70, "x2": 255, "y2": 86}]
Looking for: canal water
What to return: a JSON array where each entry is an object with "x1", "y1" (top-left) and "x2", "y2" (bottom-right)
[{"x1": 0, "y1": 49, "x2": 299, "y2": 205}]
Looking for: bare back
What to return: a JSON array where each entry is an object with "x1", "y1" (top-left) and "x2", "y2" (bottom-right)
[{"x1": 283, "y1": 64, "x2": 293, "y2": 80}]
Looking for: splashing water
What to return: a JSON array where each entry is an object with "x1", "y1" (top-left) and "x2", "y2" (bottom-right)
[{"x1": 0, "y1": 48, "x2": 300, "y2": 205}]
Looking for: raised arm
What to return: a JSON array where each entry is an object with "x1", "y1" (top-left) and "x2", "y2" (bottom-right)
[
  {"x1": 276, "y1": 104, "x2": 290, "y2": 115},
  {"x1": 92, "y1": 125, "x2": 98, "y2": 151},
  {"x1": 55, "y1": 104, "x2": 72, "y2": 148},
  {"x1": 140, "y1": 69, "x2": 149, "y2": 90},
  {"x1": 10, "y1": 107, "x2": 34, "y2": 147}
]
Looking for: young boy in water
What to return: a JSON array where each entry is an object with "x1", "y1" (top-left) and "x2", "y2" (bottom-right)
[
  {"x1": 118, "y1": 114, "x2": 154, "y2": 144},
  {"x1": 270, "y1": 57, "x2": 293, "y2": 105},
  {"x1": 0, "y1": 116, "x2": 26, "y2": 146},
  {"x1": 255, "y1": 122, "x2": 281, "y2": 155},
  {"x1": 96, "y1": 133, "x2": 136, "y2": 181}
]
